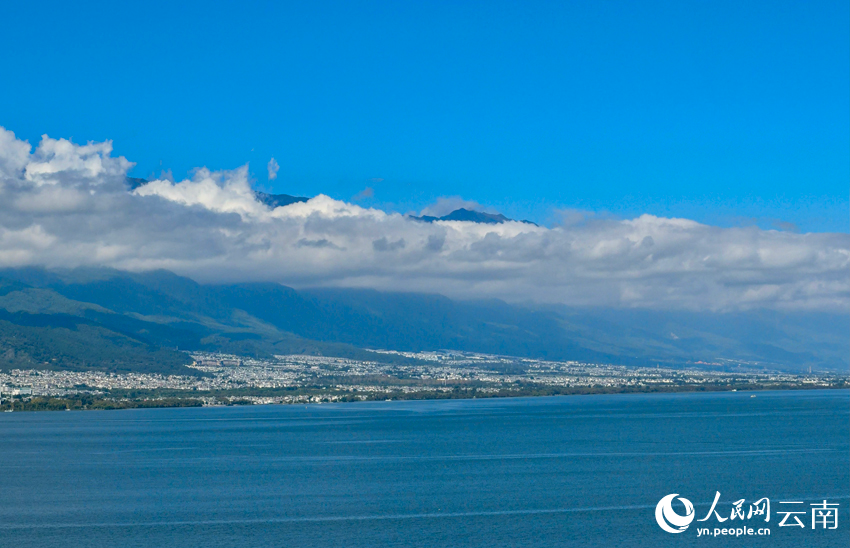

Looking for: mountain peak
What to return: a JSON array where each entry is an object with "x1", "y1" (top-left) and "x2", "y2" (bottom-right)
[
  {"x1": 125, "y1": 178, "x2": 533, "y2": 224},
  {"x1": 254, "y1": 192, "x2": 309, "y2": 208},
  {"x1": 125, "y1": 178, "x2": 309, "y2": 209},
  {"x1": 409, "y1": 208, "x2": 536, "y2": 225}
]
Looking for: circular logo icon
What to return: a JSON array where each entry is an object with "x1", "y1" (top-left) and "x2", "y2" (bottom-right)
[{"x1": 655, "y1": 493, "x2": 695, "y2": 533}]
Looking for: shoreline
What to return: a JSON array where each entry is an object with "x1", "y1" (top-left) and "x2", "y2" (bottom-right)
[{"x1": 2, "y1": 381, "x2": 847, "y2": 413}]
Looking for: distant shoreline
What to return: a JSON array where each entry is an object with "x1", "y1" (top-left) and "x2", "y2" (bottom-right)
[{"x1": 2, "y1": 382, "x2": 847, "y2": 413}]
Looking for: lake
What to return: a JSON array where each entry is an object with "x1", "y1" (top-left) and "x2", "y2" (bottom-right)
[{"x1": 0, "y1": 390, "x2": 847, "y2": 547}]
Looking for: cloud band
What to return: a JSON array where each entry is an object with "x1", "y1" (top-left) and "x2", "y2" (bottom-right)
[{"x1": 1, "y1": 127, "x2": 847, "y2": 312}]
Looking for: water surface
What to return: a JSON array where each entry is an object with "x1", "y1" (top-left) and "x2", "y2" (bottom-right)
[{"x1": 1, "y1": 390, "x2": 847, "y2": 547}]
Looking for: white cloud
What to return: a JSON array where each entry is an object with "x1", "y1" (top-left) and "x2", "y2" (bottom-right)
[
  {"x1": 24, "y1": 134, "x2": 132, "y2": 186},
  {"x1": 267, "y1": 157, "x2": 279, "y2": 181},
  {"x1": 0, "y1": 127, "x2": 31, "y2": 180},
  {"x1": 0, "y1": 127, "x2": 847, "y2": 312},
  {"x1": 134, "y1": 166, "x2": 266, "y2": 218}
]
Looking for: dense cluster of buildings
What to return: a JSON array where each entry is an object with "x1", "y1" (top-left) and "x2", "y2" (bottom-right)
[{"x1": 0, "y1": 350, "x2": 841, "y2": 406}]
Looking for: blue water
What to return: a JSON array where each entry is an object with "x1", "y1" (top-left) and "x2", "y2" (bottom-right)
[{"x1": 0, "y1": 390, "x2": 847, "y2": 547}]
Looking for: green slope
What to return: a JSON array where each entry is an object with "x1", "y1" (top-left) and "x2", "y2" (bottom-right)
[{"x1": 0, "y1": 267, "x2": 846, "y2": 373}]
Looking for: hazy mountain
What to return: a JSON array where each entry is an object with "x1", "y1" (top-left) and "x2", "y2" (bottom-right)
[
  {"x1": 130, "y1": 177, "x2": 532, "y2": 226},
  {"x1": 254, "y1": 192, "x2": 309, "y2": 208},
  {"x1": 126, "y1": 177, "x2": 149, "y2": 190},
  {"x1": 0, "y1": 267, "x2": 846, "y2": 374},
  {"x1": 127, "y1": 178, "x2": 310, "y2": 210},
  {"x1": 410, "y1": 207, "x2": 537, "y2": 225}
]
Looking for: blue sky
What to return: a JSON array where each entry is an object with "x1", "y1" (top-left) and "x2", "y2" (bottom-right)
[{"x1": 2, "y1": 0, "x2": 847, "y2": 232}]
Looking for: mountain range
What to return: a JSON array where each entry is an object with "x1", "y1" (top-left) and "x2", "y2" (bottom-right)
[
  {"x1": 128, "y1": 178, "x2": 534, "y2": 225},
  {"x1": 409, "y1": 208, "x2": 537, "y2": 225},
  {"x1": 0, "y1": 267, "x2": 846, "y2": 375}
]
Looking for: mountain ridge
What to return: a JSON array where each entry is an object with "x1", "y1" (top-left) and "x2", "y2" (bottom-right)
[
  {"x1": 0, "y1": 267, "x2": 846, "y2": 374},
  {"x1": 409, "y1": 207, "x2": 537, "y2": 225},
  {"x1": 126, "y1": 178, "x2": 535, "y2": 225}
]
